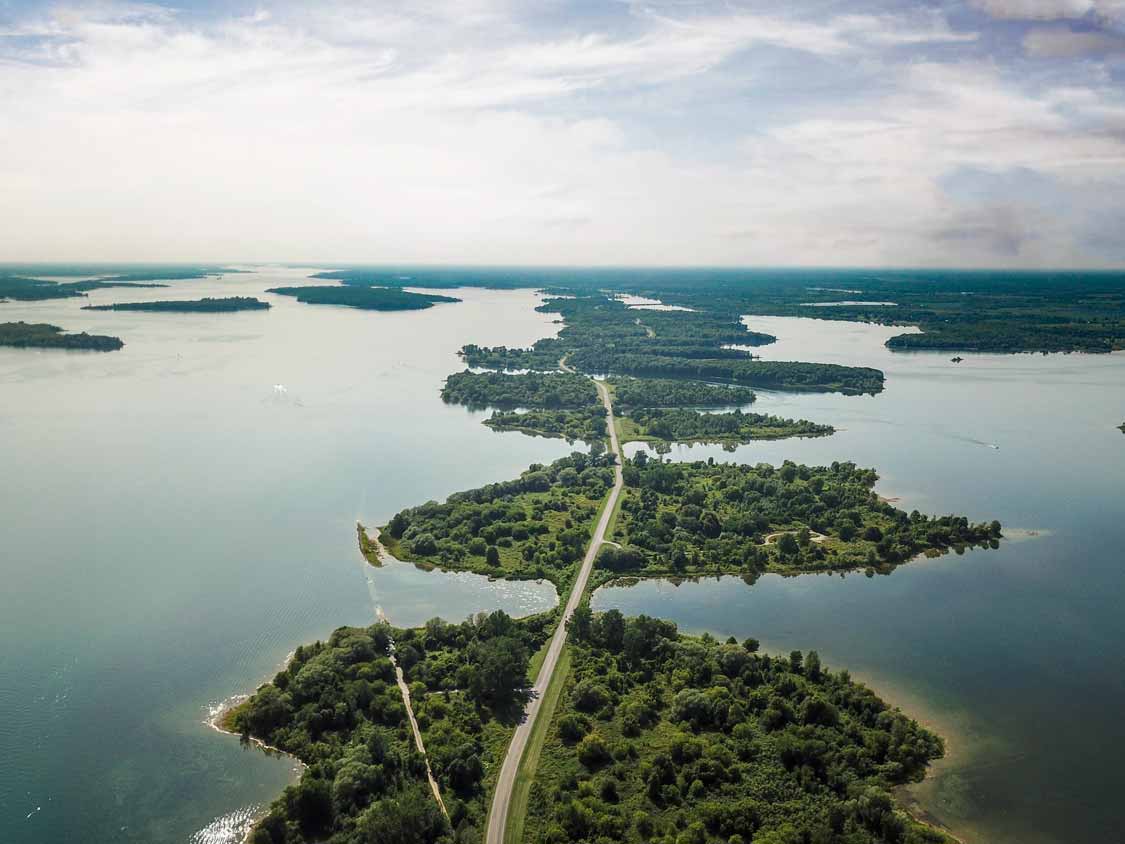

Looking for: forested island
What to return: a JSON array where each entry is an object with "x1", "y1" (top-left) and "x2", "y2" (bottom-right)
[
  {"x1": 618, "y1": 407, "x2": 834, "y2": 445},
  {"x1": 83, "y1": 296, "x2": 270, "y2": 312},
  {"x1": 0, "y1": 321, "x2": 124, "y2": 351},
  {"x1": 458, "y1": 294, "x2": 884, "y2": 395},
  {"x1": 607, "y1": 377, "x2": 757, "y2": 409},
  {"x1": 225, "y1": 606, "x2": 955, "y2": 844},
  {"x1": 267, "y1": 285, "x2": 460, "y2": 311},
  {"x1": 0, "y1": 275, "x2": 167, "y2": 301},
  {"x1": 224, "y1": 610, "x2": 550, "y2": 844},
  {"x1": 525, "y1": 612, "x2": 954, "y2": 844},
  {"x1": 441, "y1": 371, "x2": 599, "y2": 410},
  {"x1": 377, "y1": 453, "x2": 999, "y2": 589}
]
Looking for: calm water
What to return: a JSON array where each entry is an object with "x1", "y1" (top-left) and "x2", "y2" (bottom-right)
[
  {"x1": 0, "y1": 270, "x2": 568, "y2": 844},
  {"x1": 4, "y1": 283, "x2": 1125, "y2": 844},
  {"x1": 594, "y1": 315, "x2": 1125, "y2": 844}
]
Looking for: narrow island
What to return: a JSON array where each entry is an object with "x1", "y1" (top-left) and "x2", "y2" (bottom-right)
[
  {"x1": 1, "y1": 275, "x2": 167, "y2": 301},
  {"x1": 82, "y1": 296, "x2": 270, "y2": 312},
  {"x1": 267, "y1": 285, "x2": 460, "y2": 311},
  {"x1": 0, "y1": 321, "x2": 124, "y2": 351},
  {"x1": 617, "y1": 407, "x2": 833, "y2": 446},
  {"x1": 441, "y1": 371, "x2": 832, "y2": 447},
  {"x1": 458, "y1": 293, "x2": 885, "y2": 395}
]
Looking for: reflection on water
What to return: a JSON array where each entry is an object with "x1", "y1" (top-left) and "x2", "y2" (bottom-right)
[
  {"x1": 0, "y1": 271, "x2": 570, "y2": 844},
  {"x1": 598, "y1": 315, "x2": 1125, "y2": 844}
]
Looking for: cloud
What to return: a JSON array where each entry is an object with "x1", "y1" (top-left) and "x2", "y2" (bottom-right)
[
  {"x1": 0, "y1": 0, "x2": 1123, "y2": 267},
  {"x1": 1023, "y1": 26, "x2": 1125, "y2": 55},
  {"x1": 971, "y1": 0, "x2": 1125, "y2": 22}
]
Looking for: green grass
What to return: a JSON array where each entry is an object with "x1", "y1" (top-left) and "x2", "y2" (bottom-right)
[{"x1": 503, "y1": 645, "x2": 573, "y2": 844}]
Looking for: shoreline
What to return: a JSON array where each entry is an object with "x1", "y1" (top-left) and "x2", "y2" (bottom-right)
[{"x1": 201, "y1": 658, "x2": 306, "y2": 844}]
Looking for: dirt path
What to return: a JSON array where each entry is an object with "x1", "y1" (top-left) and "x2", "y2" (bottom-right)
[
  {"x1": 391, "y1": 655, "x2": 448, "y2": 817},
  {"x1": 485, "y1": 376, "x2": 624, "y2": 844}
]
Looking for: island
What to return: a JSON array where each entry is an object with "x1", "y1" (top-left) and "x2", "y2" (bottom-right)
[
  {"x1": 376, "y1": 453, "x2": 999, "y2": 590},
  {"x1": 617, "y1": 407, "x2": 833, "y2": 446},
  {"x1": 0, "y1": 321, "x2": 123, "y2": 351},
  {"x1": 1, "y1": 275, "x2": 167, "y2": 302},
  {"x1": 82, "y1": 296, "x2": 270, "y2": 312},
  {"x1": 223, "y1": 610, "x2": 551, "y2": 844},
  {"x1": 523, "y1": 611, "x2": 956, "y2": 844},
  {"x1": 458, "y1": 293, "x2": 884, "y2": 395},
  {"x1": 267, "y1": 285, "x2": 460, "y2": 311}
]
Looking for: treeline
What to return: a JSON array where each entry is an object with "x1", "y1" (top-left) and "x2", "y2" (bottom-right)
[
  {"x1": 573, "y1": 352, "x2": 884, "y2": 395},
  {"x1": 441, "y1": 371, "x2": 599, "y2": 409},
  {"x1": 525, "y1": 610, "x2": 955, "y2": 844},
  {"x1": 0, "y1": 275, "x2": 167, "y2": 301},
  {"x1": 458, "y1": 294, "x2": 884, "y2": 395},
  {"x1": 227, "y1": 610, "x2": 551, "y2": 844},
  {"x1": 82, "y1": 296, "x2": 269, "y2": 312},
  {"x1": 607, "y1": 454, "x2": 1001, "y2": 578},
  {"x1": 621, "y1": 407, "x2": 834, "y2": 443},
  {"x1": 268, "y1": 285, "x2": 460, "y2": 311},
  {"x1": 0, "y1": 321, "x2": 123, "y2": 351},
  {"x1": 379, "y1": 453, "x2": 616, "y2": 591},
  {"x1": 485, "y1": 407, "x2": 607, "y2": 444},
  {"x1": 608, "y1": 377, "x2": 756, "y2": 409}
]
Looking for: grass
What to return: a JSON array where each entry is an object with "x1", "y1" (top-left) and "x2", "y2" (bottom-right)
[{"x1": 503, "y1": 645, "x2": 573, "y2": 844}]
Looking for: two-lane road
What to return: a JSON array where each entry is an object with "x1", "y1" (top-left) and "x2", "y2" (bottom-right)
[{"x1": 485, "y1": 377, "x2": 623, "y2": 844}]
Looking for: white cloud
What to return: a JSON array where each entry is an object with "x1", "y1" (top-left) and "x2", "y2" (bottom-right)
[{"x1": 0, "y1": 1, "x2": 1123, "y2": 266}]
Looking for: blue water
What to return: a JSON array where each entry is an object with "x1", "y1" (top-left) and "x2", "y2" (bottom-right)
[
  {"x1": 594, "y1": 315, "x2": 1125, "y2": 844},
  {"x1": 2, "y1": 270, "x2": 1123, "y2": 844},
  {"x1": 0, "y1": 270, "x2": 567, "y2": 844}
]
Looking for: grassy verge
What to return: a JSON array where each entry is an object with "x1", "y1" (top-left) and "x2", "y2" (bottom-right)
[{"x1": 503, "y1": 645, "x2": 573, "y2": 844}]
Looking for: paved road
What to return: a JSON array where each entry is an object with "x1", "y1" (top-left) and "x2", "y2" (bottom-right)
[{"x1": 485, "y1": 377, "x2": 623, "y2": 844}]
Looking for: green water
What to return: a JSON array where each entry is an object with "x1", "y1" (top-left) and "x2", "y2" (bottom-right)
[
  {"x1": 0, "y1": 270, "x2": 566, "y2": 843},
  {"x1": 593, "y1": 315, "x2": 1125, "y2": 844}
]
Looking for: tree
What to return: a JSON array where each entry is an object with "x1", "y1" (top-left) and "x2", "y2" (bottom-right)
[
  {"x1": 469, "y1": 635, "x2": 528, "y2": 706},
  {"x1": 485, "y1": 545, "x2": 501, "y2": 566},
  {"x1": 777, "y1": 533, "x2": 799, "y2": 557}
]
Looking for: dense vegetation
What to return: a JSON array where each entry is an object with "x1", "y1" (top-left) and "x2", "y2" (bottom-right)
[
  {"x1": 309, "y1": 265, "x2": 1125, "y2": 353},
  {"x1": 268, "y1": 285, "x2": 460, "y2": 311},
  {"x1": 608, "y1": 378, "x2": 757, "y2": 409},
  {"x1": 618, "y1": 408, "x2": 833, "y2": 446},
  {"x1": 621, "y1": 270, "x2": 1125, "y2": 355},
  {"x1": 441, "y1": 371, "x2": 599, "y2": 410},
  {"x1": 0, "y1": 275, "x2": 167, "y2": 301},
  {"x1": 226, "y1": 611, "x2": 552, "y2": 844},
  {"x1": 459, "y1": 294, "x2": 884, "y2": 395},
  {"x1": 379, "y1": 453, "x2": 616, "y2": 592},
  {"x1": 607, "y1": 455, "x2": 1001, "y2": 579},
  {"x1": 83, "y1": 296, "x2": 269, "y2": 312},
  {"x1": 0, "y1": 321, "x2": 123, "y2": 351},
  {"x1": 525, "y1": 611, "x2": 955, "y2": 844},
  {"x1": 484, "y1": 407, "x2": 608, "y2": 445}
]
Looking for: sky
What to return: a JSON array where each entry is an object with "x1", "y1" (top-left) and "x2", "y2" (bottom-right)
[{"x1": 2, "y1": 0, "x2": 1124, "y2": 267}]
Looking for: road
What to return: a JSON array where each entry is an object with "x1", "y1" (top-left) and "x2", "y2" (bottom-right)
[{"x1": 485, "y1": 376, "x2": 624, "y2": 844}]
